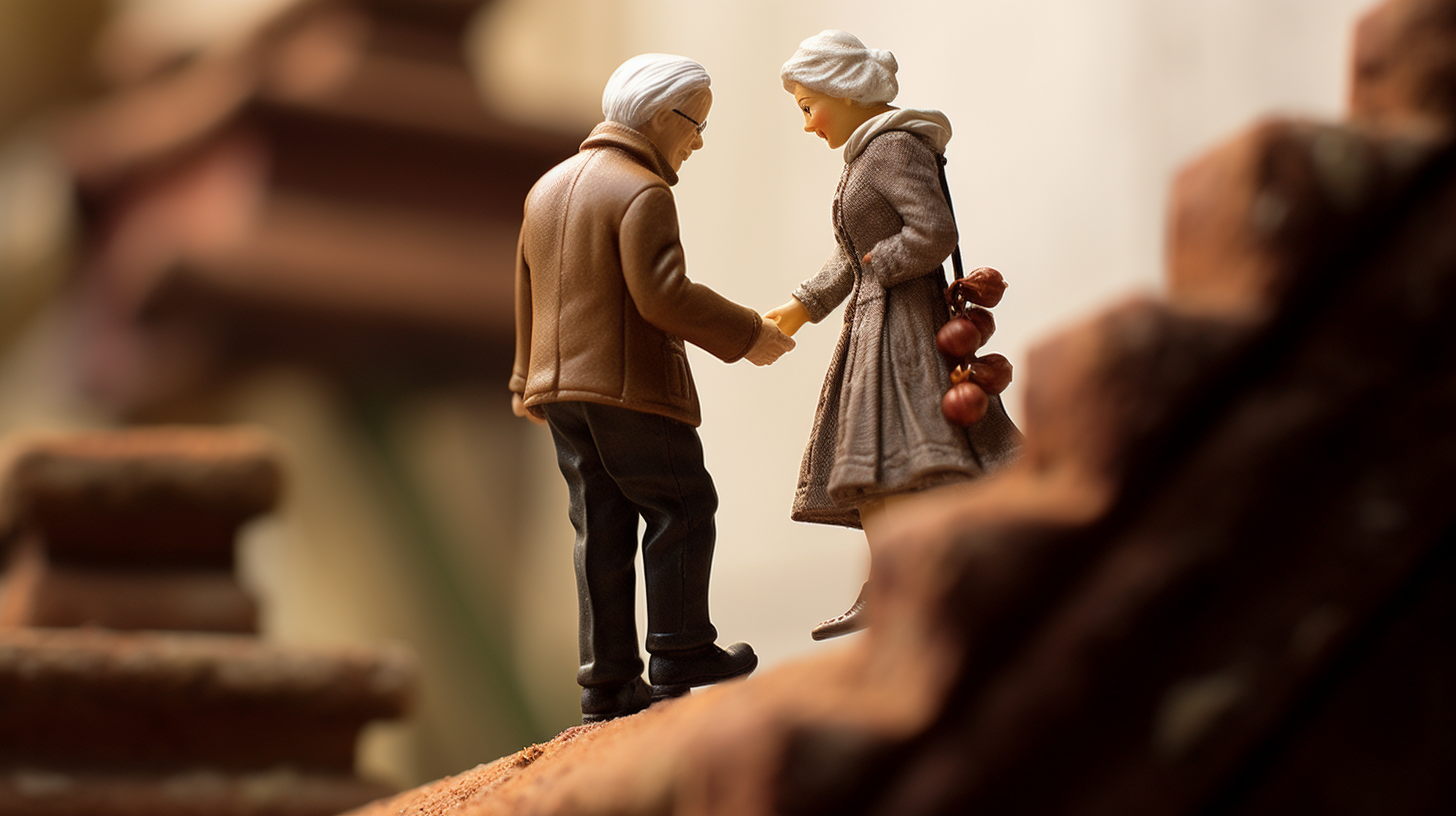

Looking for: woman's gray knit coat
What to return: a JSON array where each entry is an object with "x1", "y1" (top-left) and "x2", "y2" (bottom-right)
[{"x1": 791, "y1": 115, "x2": 1022, "y2": 529}]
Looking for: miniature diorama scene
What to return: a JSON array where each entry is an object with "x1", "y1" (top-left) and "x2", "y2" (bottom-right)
[{"x1": 1, "y1": 0, "x2": 1451, "y2": 814}]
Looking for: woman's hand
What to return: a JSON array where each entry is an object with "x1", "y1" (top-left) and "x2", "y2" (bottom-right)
[{"x1": 765, "y1": 298, "x2": 812, "y2": 337}]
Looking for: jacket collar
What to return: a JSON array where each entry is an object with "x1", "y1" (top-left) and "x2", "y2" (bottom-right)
[{"x1": 581, "y1": 121, "x2": 679, "y2": 186}]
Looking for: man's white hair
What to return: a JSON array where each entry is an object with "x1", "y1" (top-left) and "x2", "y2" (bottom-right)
[{"x1": 602, "y1": 54, "x2": 710, "y2": 130}]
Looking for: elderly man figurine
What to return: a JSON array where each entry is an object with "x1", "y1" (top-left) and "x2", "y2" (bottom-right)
[{"x1": 510, "y1": 53, "x2": 795, "y2": 723}]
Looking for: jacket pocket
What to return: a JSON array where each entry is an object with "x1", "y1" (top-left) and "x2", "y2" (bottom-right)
[{"x1": 665, "y1": 338, "x2": 690, "y2": 400}]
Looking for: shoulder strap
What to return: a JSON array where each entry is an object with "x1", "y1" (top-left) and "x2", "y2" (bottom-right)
[{"x1": 936, "y1": 154, "x2": 965, "y2": 281}]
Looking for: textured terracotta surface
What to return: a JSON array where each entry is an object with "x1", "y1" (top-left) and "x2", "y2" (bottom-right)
[
  {"x1": 1351, "y1": 0, "x2": 1456, "y2": 131},
  {"x1": 349, "y1": 651, "x2": 874, "y2": 816},
  {"x1": 1166, "y1": 118, "x2": 1432, "y2": 313},
  {"x1": 345, "y1": 2, "x2": 1456, "y2": 814}
]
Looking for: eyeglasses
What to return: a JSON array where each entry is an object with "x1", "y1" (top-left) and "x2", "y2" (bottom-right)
[{"x1": 672, "y1": 108, "x2": 708, "y2": 135}]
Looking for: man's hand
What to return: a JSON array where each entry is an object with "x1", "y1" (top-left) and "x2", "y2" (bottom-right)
[
  {"x1": 512, "y1": 392, "x2": 546, "y2": 424},
  {"x1": 744, "y1": 316, "x2": 795, "y2": 366}
]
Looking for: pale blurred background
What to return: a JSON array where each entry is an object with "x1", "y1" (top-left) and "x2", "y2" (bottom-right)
[{"x1": 0, "y1": 0, "x2": 1373, "y2": 789}]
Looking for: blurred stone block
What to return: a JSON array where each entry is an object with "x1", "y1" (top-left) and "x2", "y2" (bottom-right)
[
  {"x1": 0, "y1": 421, "x2": 415, "y2": 815},
  {"x1": 0, "y1": 627, "x2": 413, "y2": 774},
  {"x1": 0, "y1": 426, "x2": 280, "y2": 633},
  {"x1": 3, "y1": 426, "x2": 282, "y2": 569},
  {"x1": 0, "y1": 767, "x2": 395, "y2": 816},
  {"x1": 0, "y1": 540, "x2": 257, "y2": 632}
]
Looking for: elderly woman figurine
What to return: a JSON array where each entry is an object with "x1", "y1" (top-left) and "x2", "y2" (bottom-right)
[{"x1": 767, "y1": 30, "x2": 1021, "y2": 640}]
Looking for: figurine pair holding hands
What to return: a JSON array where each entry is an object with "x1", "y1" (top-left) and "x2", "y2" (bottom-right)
[{"x1": 510, "y1": 31, "x2": 1020, "y2": 723}]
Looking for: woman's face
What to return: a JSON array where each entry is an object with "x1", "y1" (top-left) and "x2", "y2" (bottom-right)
[{"x1": 790, "y1": 83, "x2": 862, "y2": 149}]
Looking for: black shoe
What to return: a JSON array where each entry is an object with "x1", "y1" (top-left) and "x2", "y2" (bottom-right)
[
  {"x1": 651, "y1": 682, "x2": 692, "y2": 702},
  {"x1": 648, "y1": 642, "x2": 757, "y2": 687},
  {"x1": 811, "y1": 582, "x2": 869, "y2": 641},
  {"x1": 580, "y1": 676, "x2": 652, "y2": 723}
]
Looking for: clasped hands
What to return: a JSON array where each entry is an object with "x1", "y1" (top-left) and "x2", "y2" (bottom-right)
[
  {"x1": 516, "y1": 257, "x2": 873, "y2": 419},
  {"x1": 514, "y1": 305, "x2": 802, "y2": 424},
  {"x1": 749, "y1": 289, "x2": 822, "y2": 364},
  {"x1": 745, "y1": 314, "x2": 796, "y2": 365},
  {"x1": 762, "y1": 250, "x2": 872, "y2": 345}
]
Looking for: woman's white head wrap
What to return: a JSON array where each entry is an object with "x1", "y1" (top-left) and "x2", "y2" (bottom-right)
[{"x1": 780, "y1": 30, "x2": 898, "y2": 106}]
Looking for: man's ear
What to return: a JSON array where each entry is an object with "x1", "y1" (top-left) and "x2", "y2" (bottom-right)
[
  {"x1": 647, "y1": 105, "x2": 676, "y2": 132},
  {"x1": 637, "y1": 107, "x2": 674, "y2": 148}
]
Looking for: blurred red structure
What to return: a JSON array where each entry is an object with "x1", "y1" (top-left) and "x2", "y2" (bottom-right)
[{"x1": 53, "y1": 0, "x2": 577, "y2": 412}]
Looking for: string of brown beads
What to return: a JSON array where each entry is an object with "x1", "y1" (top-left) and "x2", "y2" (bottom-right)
[{"x1": 937, "y1": 266, "x2": 1013, "y2": 426}]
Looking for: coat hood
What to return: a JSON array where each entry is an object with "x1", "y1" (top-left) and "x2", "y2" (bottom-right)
[{"x1": 843, "y1": 108, "x2": 952, "y2": 163}]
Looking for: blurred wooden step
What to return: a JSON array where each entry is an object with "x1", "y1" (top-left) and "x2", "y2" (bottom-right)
[
  {"x1": 2, "y1": 426, "x2": 283, "y2": 570},
  {"x1": 0, "y1": 539, "x2": 257, "y2": 633},
  {"x1": 0, "y1": 766, "x2": 394, "y2": 816},
  {"x1": 0, "y1": 628, "x2": 413, "y2": 774}
]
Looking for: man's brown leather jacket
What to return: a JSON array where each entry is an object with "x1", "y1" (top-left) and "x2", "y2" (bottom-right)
[{"x1": 510, "y1": 122, "x2": 762, "y2": 427}]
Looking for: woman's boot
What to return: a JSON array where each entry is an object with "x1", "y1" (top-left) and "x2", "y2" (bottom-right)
[{"x1": 811, "y1": 582, "x2": 869, "y2": 640}]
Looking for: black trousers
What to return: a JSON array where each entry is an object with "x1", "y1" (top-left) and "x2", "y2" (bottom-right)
[{"x1": 540, "y1": 401, "x2": 720, "y2": 688}]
